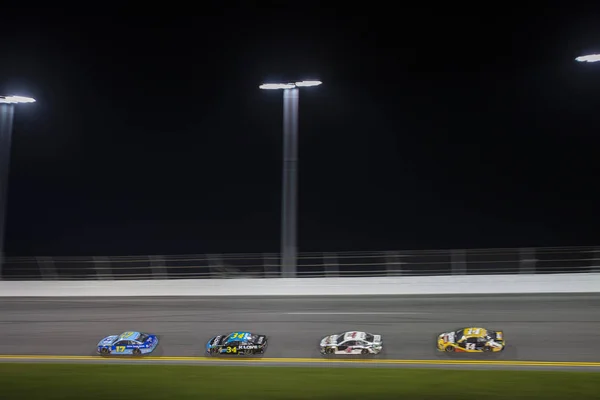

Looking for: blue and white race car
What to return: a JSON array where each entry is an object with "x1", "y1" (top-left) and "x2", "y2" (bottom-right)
[
  {"x1": 97, "y1": 331, "x2": 159, "y2": 356},
  {"x1": 206, "y1": 331, "x2": 268, "y2": 356}
]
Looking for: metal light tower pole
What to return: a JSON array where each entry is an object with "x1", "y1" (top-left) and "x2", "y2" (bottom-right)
[
  {"x1": 0, "y1": 95, "x2": 36, "y2": 278},
  {"x1": 259, "y1": 80, "x2": 322, "y2": 278}
]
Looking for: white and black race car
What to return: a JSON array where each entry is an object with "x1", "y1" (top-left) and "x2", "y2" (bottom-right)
[{"x1": 319, "y1": 331, "x2": 383, "y2": 355}]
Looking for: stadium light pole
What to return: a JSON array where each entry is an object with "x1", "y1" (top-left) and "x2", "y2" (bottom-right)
[
  {"x1": 259, "y1": 80, "x2": 322, "y2": 278},
  {"x1": 0, "y1": 95, "x2": 36, "y2": 278}
]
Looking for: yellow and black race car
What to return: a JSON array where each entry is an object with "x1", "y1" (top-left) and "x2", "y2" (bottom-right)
[{"x1": 437, "y1": 327, "x2": 504, "y2": 353}]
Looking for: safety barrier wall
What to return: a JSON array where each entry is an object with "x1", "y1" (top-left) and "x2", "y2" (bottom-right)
[
  {"x1": 2, "y1": 245, "x2": 600, "y2": 280},
  {"x1": 0, "y1": 273, "x2": 599, "y2": 297}
]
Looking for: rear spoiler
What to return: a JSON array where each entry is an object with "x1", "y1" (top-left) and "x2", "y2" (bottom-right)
[{"x1": 256, "y1": 335, "x2": 267, "y2": 345}]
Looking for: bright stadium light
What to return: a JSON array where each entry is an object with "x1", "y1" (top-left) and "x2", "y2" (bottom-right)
[
  {"x1": 259, "y1": 81, "x2": 322, "y2": 90},
  {"x1": 259, "y1": 79, "x2": 322, "y2": 278},
  {"x1": 0, "y1": 95, "x2": 36, "y2": 104},
  {"x1": 0, "y1": 94, "x2": 36, "y2": 277},
  {"x1": 259, "y1": 83, "x2": 296, "y2": 90},
  {"x1": 294, "y1": 80, "x2": 322, "y2": 87},
  {"x1": 575, "y1": 54, "x2": 600, "y2": 63}
]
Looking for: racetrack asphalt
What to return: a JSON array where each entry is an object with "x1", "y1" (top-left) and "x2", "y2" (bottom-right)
[{"x1": 0, "y1": 294, "x2": 599, "y2": 369}]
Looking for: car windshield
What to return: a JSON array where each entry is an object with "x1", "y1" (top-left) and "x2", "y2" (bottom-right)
[
  {"x1": 365, "y1": 333, "x2": 374, "y2": 342},
  {"x1": 138, "y1": 334, "x2": 148, "y2": 343},
  {"x1": 454, "y1": 329, "x2": 464, "y2": 339}
]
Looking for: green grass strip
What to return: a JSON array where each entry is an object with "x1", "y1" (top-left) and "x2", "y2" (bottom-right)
[{"x1": 1, "y1": 363, "x2": 600, "y2": 399}]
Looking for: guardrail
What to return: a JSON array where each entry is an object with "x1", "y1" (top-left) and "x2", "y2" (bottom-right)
[{"x1": 1, "y1": 245, "x2": 600, "y2": 280}]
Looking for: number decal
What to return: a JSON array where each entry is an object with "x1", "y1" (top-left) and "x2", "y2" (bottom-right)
[
  {"x1": 226, "y1": 346, "x2": 237, "y2": 353},
  {"x1": 465, "y1": 343, "x2": 476, "y2": 350},
  {"x1": 116, "y1": 346, "x2": 126, "y2": 352},
  {"x1": 231, "y1": 332, "x2": 247, "y2": 340},
  {"x1": 465, "y1": 329, "x2": 481, "y2": 335}
]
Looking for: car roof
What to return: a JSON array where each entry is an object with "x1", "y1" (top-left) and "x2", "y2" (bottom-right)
[
  {"x1": 461, "y1": 327, "x2": 488, "y2": 338},
  {"x1": 118, "y1": 331, "x2": 142, "y2": 341},
  {"x1": 224, "y1": 332, "x2": 254, "y2": 343},
  {"x1": 342, "y1": 331, "x2": 367, "y2": 341}
]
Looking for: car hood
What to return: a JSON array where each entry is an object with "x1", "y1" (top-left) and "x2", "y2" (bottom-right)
[
  {"x1": 320, "y1": 335, "x2": 338, "y2": 346},
  {"x1": 206, "y1": 335, "x2": 224, "y2": 349},
  {"x1": 439, "y1": 332, "x2": 456, "y2": 343},
  {"x1": 98, "y1": 335, "x2": 119, "y2": 347}
]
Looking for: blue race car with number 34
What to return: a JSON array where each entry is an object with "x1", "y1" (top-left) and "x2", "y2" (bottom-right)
[
  {"x1": 97, "y1": 331, "x2": 159, "y2": 356},
  {"x1": 206, "y1": 331, "x2": 268, "y2": 356}
]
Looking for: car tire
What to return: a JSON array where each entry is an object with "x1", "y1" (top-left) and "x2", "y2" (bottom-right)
[
  {"x1": 445, "y1": 346, "x2": 455, "y2": 353},
  {"x1": 361, "y1": 349, "x2": 369, "y2": 355},
  {"x1": 133, "y1": 349, "x2": 142, "y2": 356},
  {"x1": 100, "y1": 348, "x2": 110, "y2": 355},
  {"x1": 483, "y1": 346, "x2": 491, "y2": 352},
  {"x1": 325, "y1": 348, "x2": 334, "y2": 354}
]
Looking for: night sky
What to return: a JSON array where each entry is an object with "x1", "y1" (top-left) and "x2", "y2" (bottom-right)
[{"x1": 1, "y1": 10, "x2": 600, "y2": 257}]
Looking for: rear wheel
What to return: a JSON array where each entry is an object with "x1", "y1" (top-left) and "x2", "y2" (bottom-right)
[
  {"x1": 361, "y1": 349, "x2": 369, "y2": 355},
  {"x1": 133, "y1": 349, "x2": 142, "y2": 356}
]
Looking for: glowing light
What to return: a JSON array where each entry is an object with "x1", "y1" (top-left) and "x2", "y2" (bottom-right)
[
  {"x1": 259, "y1": 83, "x2": 296, "y2": 90},
  {"x1": 295, "y1": 80, "x2": 322, "y2": 87},
  {"x1": 259, "y1": 81, "x2": 322, "y2": 90},
  {"x1": 575, "y1": 54, "x2": 600, "y2": 63},
  {"x1": 0, "y1": 95, "x2": 36, "y2": 104}
]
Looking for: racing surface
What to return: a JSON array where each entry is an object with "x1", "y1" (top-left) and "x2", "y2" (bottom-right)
[{"x1": 0, "y1": 294, "x2": 599, "y2": 365}]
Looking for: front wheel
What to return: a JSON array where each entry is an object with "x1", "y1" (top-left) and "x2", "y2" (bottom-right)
[
  {"x1": 325, "y1": 347, "x2": 335, "y2": 355},
  {"x1": 100, "y1": 348, "x2": 110, "y2": 355},
  {"x1": 445, "y1": 346, "x2": 455, "y2": 353}
]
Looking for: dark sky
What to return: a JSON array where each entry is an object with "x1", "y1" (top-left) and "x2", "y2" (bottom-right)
[{"x1": 1, "y1": 9, "x2": 600, "y2": 256}]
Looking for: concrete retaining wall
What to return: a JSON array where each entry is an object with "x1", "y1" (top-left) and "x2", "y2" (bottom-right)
[{"x1": 0, "y1": 273, "x2": 599, "y2": 296}]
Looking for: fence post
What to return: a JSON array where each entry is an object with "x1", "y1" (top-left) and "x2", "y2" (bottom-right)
[
  {"x1": 36, "y1": 256, "x2": 58, "y2": 280},
  {"x1": 149, "y1": 255, "x2": 167, "y2": 279},
  {"x1": 263, "y1": 253, "x2": 279, "y2": 278},
  {"x1": 386, "y1": 251, "x2": 402, "y2": 276},
  {"x1": 591, "y1": 248, "x2": 600, "y2": 273},
  {"x1": 207, "y1": 254, "x2": 222, "y2": 278},
  {"x1": 93, "y1": 256, "x2": 112, "y2": 280},
  {"x1": 323, "y1": 252, "x2": 339, "y2": 277},
  {"x1": 519, "y1": 248, "x2": 536, "y2": 274},
  {"x1": 451, "y1": 249, "x2": 466, "y2": 275}
]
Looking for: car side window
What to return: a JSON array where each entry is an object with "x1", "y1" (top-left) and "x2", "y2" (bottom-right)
[{"x1": 345, "y1": 341, "x2": 357, "y2": 346}]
